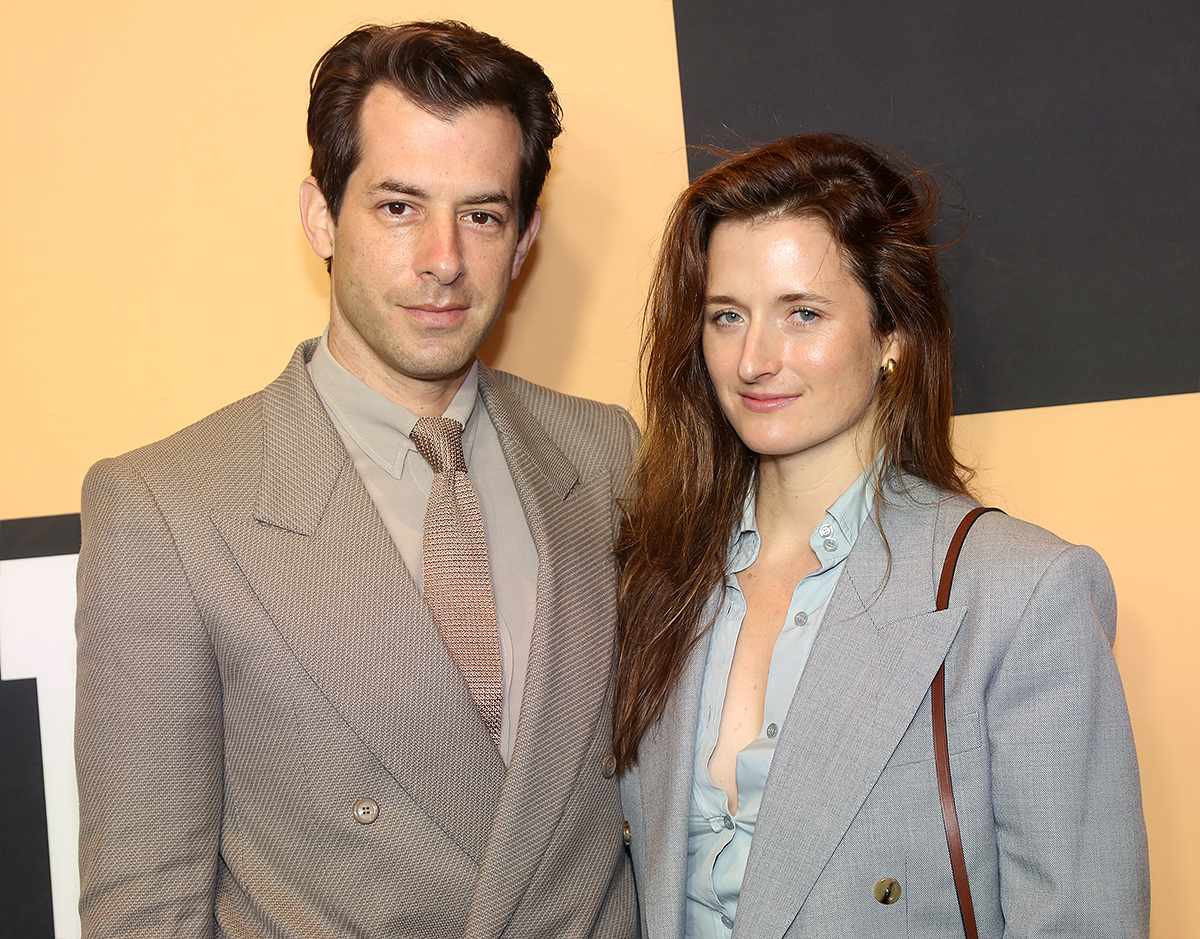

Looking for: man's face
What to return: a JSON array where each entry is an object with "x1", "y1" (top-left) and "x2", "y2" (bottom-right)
[{"x1": 304, "y1": 83, "x2": 538, "y2": 394}]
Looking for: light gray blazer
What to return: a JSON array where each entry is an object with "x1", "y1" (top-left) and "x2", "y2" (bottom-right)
[
  {"x1": 620, "y1": 476, "x2": 1149, "y2": 938},
  {"x1": 75, "y1": 340, "x2": 640, "y2": 939}
]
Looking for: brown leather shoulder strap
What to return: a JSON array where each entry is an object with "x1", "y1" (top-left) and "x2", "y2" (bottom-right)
[{"x1": 933, "y1": 505, "x2": 1003, "y2": 939}]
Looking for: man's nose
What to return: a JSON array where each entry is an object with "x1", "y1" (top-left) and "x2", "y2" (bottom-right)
[{"x1": 414, "y1": 214, "x2": 464, "y2": 286}]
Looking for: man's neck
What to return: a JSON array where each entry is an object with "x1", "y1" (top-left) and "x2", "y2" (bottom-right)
[{"x1": 325, "y1": 324, "x2": 469, "y2": 418}]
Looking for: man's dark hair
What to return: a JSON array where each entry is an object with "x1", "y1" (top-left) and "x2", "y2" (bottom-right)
[{"x1": 307, "y1": 21, "x2": 562, "y2": 232}]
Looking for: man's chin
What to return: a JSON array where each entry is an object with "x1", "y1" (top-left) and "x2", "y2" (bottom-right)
[{"x1": 383, "y1": 348, "x2": 479, "y2": 385}]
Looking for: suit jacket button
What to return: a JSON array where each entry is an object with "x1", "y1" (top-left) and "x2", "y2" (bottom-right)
[
  {"x1": 622, "y1": 820, "x2": 632, "y2": 846},
  {"x1": 602, "y1": 755, "x2": 617, "y2": 779},
  {"x1": 873, "y1": 877, "x2": 902, "y2": 904},
  {"x1": 353, "y1": 798, "x2": 379, "y2": 825}
]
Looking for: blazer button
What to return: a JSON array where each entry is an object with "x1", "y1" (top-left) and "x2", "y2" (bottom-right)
[
  {"x1": 622, "y1": 819, "x2": 632, "y2": 846},
  {"x1": 873, "y1": 877, "x2": 902, "y2": 904},
  {"x1": 602, "y1": 755, "x2": 617, "y2": 779},
  {"x1": 353, "y1": 798, "x2": 379, "y2": 825}
]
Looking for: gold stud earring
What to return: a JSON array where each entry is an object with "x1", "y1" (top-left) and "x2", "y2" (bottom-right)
[{"x1": 882, "y1": 358, "x2": 897, "y2": 377}]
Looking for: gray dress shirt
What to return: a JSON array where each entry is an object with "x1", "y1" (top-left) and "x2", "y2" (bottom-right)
[
  {"x1": 686, "y1": 467, "x2": 876, "y2": 937},
  {"x1": 307, "y1": 335, "x2": 537, "y2": 764}
]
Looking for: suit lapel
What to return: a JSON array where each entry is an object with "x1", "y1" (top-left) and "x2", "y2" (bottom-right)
[
  {"x1": 636, "y1": 595, "x2": 718, "y2": 939},
  {"x1": 733, "y1": 478, "x2": 970, "y2": 939},
  {"x1": 465, "y1": 368, "x2": 624, "y2": 936},
  {"x1": 212, "y1": 341, "x2": 505, "y2": 861}
]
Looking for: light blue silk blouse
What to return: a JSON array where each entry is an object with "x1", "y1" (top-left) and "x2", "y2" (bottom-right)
[{"x1": 684, "y1": 467, "x2": 877, "y2": 938}]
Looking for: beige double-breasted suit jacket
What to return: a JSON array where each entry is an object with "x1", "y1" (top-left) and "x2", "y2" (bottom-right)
[{"x1": 75, "y1": 340, "x2": 640, "y2": 938}]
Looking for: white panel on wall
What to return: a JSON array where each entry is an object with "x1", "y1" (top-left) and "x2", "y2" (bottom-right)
[{"x1": 0, "y1": 554, "x2": 81, "y2": 939}]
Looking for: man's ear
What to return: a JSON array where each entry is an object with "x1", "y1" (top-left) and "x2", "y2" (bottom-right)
[
  {"x1": 511, "y1": 206, "x2": 542, "y2": 279},
  {"x1": 299, "y1": 176, "x2": 335, "y2": 262}
]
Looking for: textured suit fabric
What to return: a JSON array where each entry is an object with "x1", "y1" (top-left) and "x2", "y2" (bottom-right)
[
  {"x1": 621, "y1": 474, "x2": 1149, "y2": 938},
  {"x1": 75, "y1": 340, "x2": 641, "y2": 939}
]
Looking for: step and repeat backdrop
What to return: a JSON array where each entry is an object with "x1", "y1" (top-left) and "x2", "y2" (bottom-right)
[{"x1": 2, "y1": 0, "x2": 1196, "y2": 935}]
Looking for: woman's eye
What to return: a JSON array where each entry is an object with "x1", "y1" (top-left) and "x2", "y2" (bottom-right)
[{"x1": 712, "y1": 310, "x2": 742, "y2": 325}]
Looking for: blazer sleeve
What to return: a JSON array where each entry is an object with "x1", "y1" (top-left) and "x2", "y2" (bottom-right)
[
  {"x1": 986, "y1": 544, "x2": 1150, "y2": 936},
  {"x1": 75, "y1": 458, "x2": 222, "y2": 939}
]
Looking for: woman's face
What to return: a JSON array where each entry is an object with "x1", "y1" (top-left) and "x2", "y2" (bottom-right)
[{"x1": 701, "y1": 214, "x2": 897, "y2": 466}]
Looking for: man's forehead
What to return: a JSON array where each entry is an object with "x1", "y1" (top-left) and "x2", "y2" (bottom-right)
[{"x1": 354, "y1": 83, "x2": 522, "y2": 193}]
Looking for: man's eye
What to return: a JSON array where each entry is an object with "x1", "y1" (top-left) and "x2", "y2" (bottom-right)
[
  {"x1": 791, "y1": 307, "x2": 819, "y2": 323},
  {"x1": 383, "y1": 202, "x2": 409, "y2": 216},
  {"x1": 466, "y1": 211, "x2": 498, "y2": 225}
]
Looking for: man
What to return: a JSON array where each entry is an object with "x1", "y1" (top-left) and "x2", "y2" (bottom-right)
[{"x1": 75, "y1": 22, "x2": 639, "y2": 938}]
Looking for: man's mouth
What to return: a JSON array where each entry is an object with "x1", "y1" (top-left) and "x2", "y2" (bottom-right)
[{"x1": 400, "y1": 303, "x2": 470, "y2": 327}]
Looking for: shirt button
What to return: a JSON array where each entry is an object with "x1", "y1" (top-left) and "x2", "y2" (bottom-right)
[
  {"x1": 819, "y1": 523, "x2": 833, "y2": 538},
  {"x1": 793, "y1": 610, "x2": 809, "y2": 628},
  {"x1": 822, "y1": 537, "x2": 838, "y2": 552},
  {"x1": 721, "y1": 913, "x2": 735, "y2": 928},
  {"x1": 723, "y1": 814, "x2": 734, "y2": 830},
  {"x1": 766, "y1": 722, "x2": 778, "y2": 738},
  {"x1": 352, "y1": 798, "x2": 379, "y2": 825}
]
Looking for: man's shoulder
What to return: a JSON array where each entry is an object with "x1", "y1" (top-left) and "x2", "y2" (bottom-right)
[
  {"x1": 483, "y1": 367, "x2": 638, "y2": 471},
  {"x1": 84, "y1": 390, "x2": 265, "y2": 509},
  {"x1": 485, "y1": 368, "x2": 626, "y2": 421},
  {"x1": 86, "y1": 341, "x2": 314, "y2": 502}
]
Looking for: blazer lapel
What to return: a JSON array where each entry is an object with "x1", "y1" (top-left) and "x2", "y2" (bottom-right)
[
  {"x1": 636, "y1": 596, "x2": 718, "y2": 939},
  {"x1": 211, "y1": 341, "x2": 506, "y2": 861},
  {"x1": 733, "y1": 478, "x2": 969, "y2": 939},
  {"x1": 465, "y1": 368, "x2": 625, "y2": 937}
]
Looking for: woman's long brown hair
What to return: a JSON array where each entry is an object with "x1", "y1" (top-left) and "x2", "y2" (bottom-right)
[{"x1": 613, "y1": 134, "x2": 972, "y2": 772}]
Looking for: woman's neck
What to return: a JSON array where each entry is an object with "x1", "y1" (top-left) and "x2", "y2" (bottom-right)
[{"x1": 755, "y1": 438, "x2": 876, "y2": 552}]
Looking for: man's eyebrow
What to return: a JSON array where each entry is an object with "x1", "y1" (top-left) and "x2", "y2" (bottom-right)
[
  {"x1": 461, "y1": 191, "x2": 513, "y2": 208},
  {"x1": 369, "y1": 179, "x2": 429, "y2": 198}
]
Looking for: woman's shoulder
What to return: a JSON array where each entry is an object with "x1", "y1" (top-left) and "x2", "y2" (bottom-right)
[{"x1": 886, "y1": 474, "x2": 1113, "y2": 601}]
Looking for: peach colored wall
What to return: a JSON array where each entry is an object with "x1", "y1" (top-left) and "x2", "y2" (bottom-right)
[
  {"x1": 0, "y1": 0, "x2": 686, "y2": 520},
  {"x1": 955, "y1": 393, "x2": 1200, "y2": 936},
  {"x1": 2, "y1": 2, "x2": 1191, "y2": 934}
]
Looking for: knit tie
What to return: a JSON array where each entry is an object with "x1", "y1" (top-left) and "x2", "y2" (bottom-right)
[{"x1": 409, "y1": 416, "x2": 503, "y2": 745}]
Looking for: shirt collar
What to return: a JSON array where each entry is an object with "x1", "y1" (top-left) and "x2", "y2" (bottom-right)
[
  {"x1": 726, "y1": 457, "x2": 881, "y2": 577},
  {"x1": 307, "y1": 331, "x2": 481, "y2": 478}
]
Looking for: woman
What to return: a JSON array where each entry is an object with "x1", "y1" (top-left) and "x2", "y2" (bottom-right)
[{"x1": 614, "y1": 135, "x2": 1149, "y2": 938}]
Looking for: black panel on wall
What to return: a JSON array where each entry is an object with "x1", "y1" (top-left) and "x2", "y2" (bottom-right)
[
  {"x1": 672, "y1": 0, "x2": 1200, "y2": 414},
  {"x1": 0, "y1": 678, "x2": 55, "y2": 938},
  {"x1": 1, "y1": 513, "x2": 82, "y2": 561}
]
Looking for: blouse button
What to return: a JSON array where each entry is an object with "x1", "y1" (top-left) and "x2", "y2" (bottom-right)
[
  {"x1": 766, "y1": 722, "x2": 778, "y2": 738},
  {"x1": 793, "y1": 610, "x2": 809, "y2": 628}
]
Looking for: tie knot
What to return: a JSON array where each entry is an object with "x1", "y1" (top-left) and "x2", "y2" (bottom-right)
[{"x1": 410, "y1": 416, "x2": 467, "y2": 475}]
